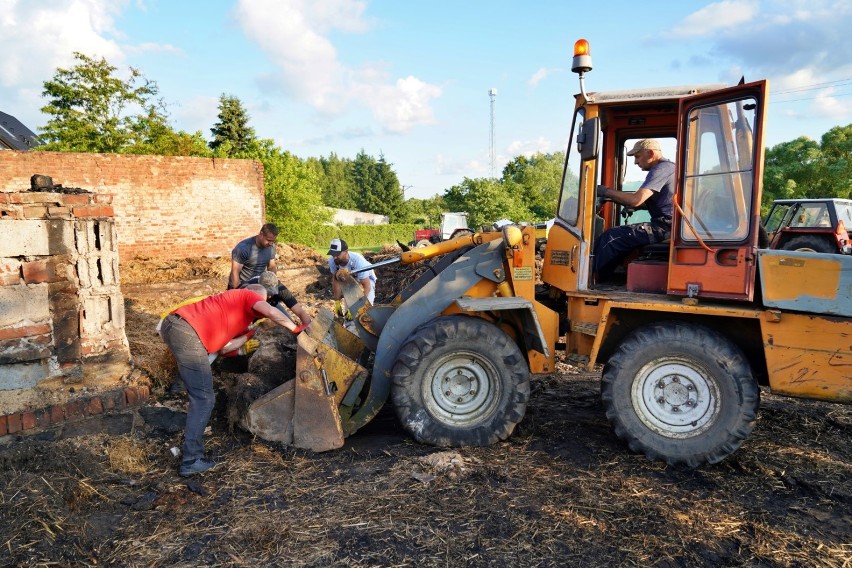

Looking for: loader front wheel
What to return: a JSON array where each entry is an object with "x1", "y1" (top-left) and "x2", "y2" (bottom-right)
[
  {"x1": 391, "y1": 316, "x2": 530, "y2": 447},
  {"x1": 601, "y1": 322, "x2": 759, "y2": 467}
]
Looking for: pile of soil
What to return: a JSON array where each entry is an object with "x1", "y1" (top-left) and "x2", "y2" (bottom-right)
[{"x1": 0, "y1": 243, "x2": 849, "y2": 567}]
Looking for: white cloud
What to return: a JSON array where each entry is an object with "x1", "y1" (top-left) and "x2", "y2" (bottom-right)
[
  {"x1": 528, "y1": 68, "x2": 560, "y2": 88},
  {"x1": 506, "y1": 137, "x2": 555, "y2": 157},
  {"x1": 669, "y1": 0, "x2": 759, "y2": 38},
  {"x1": 235, "y1": 0, "x2": 442, "y2": 133},
  {"x1": 812, "y1": 88, "x2": 851, "y2": 120}
]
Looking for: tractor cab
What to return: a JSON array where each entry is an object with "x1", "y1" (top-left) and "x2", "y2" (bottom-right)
[{"x1": 543, "y1": 39, "x2": 768, "y2": 302}]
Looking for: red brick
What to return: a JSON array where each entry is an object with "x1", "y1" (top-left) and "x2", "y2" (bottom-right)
[
  {"x1": 8, "y1": 193, "x2": 60, "y2": 204},
  {"x1": 0, "y1": 193, "x2": 8, "y2": 204},
  {"x1": 85, "y1": 397, "x2": 103, "y2": 416},
  {"x1": 0, "y1": 324, "x2": 51, "y2": 340},
  {"x1": 61, "y1": 194, "x2": 91, "y2": 206},
  {"x1": 50, "y1": 405, "x2": 65, "y2": 424},
  {"x1": 0, "y1": 207, "x2": 20, "y2": 219},
  {"x1": 47, "y1": 206, "x2": 72, "y2": 218},
  {"x1": 22, "y1": 260, "x2": 60, "y2": 284},
  {"x1": 72, "y1": 205, "x2": 114, "y2": 218},
  {"x1": 35, "y1": 408, "x2": 52, "y2": 428},
  {"x1": 65, "y1": 400, "x2": 84, "y2": 420},
  {"x1": 101, "y1": 394, "x2": 115, "y2": 412},
  {"x1": 125, "y1": 387, "x2": 138, "y2": 406},
  {"x1": 21, "y1": 412, "x2": 37, "y2": 430},
  {"x1": 0, "y1": 415, "x2": 7, "y2": 436},
  {"x1": 136, "y1": 385, "x2": 150, "y2": 401},
  {"x1": 7, "y1": 414, "x2": 21, "y2": 434},
  {"x1": 22, "y1": 205, "x2": 48, "y2": 218}
]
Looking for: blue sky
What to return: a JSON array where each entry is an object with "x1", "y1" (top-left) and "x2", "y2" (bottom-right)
[{"x1": 2, "y1": 0, "x2": 851, "y2": 199}]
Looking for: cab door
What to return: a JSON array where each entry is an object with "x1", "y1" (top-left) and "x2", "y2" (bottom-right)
[
  {"x1": 668, "y1": 81, "x2": 768, "y2": 301},
  {"x1": 543, "y1": 107, "x2": 599, "y2": 292}
]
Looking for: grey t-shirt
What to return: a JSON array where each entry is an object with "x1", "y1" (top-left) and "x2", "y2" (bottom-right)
[
  {"x1": 230, "y1": 236, "x2": 275, "y2": 287},
  {"x1": 642, "y1": 159, "x2": 675, "y2": 221}
]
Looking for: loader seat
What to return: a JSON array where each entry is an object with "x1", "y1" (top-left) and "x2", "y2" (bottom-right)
[{"x1": 635, "y1": 239, "x2": 671, "y2": 262}]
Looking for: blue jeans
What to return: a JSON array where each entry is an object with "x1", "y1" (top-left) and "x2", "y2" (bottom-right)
[
  {"x1": 160, "y1": 314, "x2": 215, "y2": 463},
  {"x1": 593, "y1": 222, "x2": 669, "y2": 280}
]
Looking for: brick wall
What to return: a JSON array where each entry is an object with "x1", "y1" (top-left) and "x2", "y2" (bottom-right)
[{"x1": 0, "y1": 151, "x2": 265, "y2": 260}]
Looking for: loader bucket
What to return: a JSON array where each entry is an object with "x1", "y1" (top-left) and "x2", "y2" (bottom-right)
[{"x1": 244, "y1": 308, "x2": 369, "y2": 452}]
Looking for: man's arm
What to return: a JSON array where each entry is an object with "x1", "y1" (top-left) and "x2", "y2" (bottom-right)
[
  {"x1": 289, "y1": 303, "x2": 312, "y2": 326},
  {"x1": 252, "y1": 301, "x2": 299, "y2": 332},
  {"x1": 598, "y1": 186, "x2": 654, "y2": 208},
  {"x1": 357, "y1": 276, "x2": 373, "y2": 300},
  {"x1": 267, "y1": 258, "x2": 278, "y2": 272},
  {"x1": 229, "y1": 259, "x2": 244, "y2": 289}
]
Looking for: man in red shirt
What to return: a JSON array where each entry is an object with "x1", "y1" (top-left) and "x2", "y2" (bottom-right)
[{"x1": 160, "y1": 284, "x2": 305, "y2": 477}]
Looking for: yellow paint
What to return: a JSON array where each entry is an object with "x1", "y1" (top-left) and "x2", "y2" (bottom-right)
[
  {"x1": 761, "y1": 312, "x2": 851, "y2": 401},
  {"x1": 761, "y1": 254, "x2": 841, "y2": 301}
]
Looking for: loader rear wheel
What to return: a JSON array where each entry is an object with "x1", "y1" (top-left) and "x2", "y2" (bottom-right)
[
  {"x1": 601, "y1": 322, "x2": 759, "y2": 467},
  {"x1": 781, "y1": 235, "x2": 835, "y2": 253},
  {"x1": 391, "y1": 316, "x2": 530, "y2": 447}
]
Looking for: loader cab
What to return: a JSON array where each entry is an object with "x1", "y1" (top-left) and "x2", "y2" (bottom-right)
[{"x1": 544, "y1": 39, "x2": 768, "y2": 302}]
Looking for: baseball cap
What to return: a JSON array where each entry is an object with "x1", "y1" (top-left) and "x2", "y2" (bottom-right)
[
  {"x1": 258, "y1": 271, "x2": 279, "y2": 295},
  {"x1": 327, "y1": 238, "x2": 348, "y2": 257},
  {"x1": 626, "y1": 139, "x2": 662, "y2": 156}
]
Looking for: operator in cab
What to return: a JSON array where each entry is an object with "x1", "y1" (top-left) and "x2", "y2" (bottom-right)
[{"x1": 592, "y1": 139, "x2": 675, "y2": 283}]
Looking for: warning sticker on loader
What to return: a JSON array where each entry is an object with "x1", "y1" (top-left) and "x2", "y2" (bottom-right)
[{"x1": 513, "y1": 267, "x2": 533, "y2": 280}]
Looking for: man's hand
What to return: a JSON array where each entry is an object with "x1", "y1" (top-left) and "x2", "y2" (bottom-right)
[
  {"x1": 596, "y1": 185, "x2": 610, "y2": 199},
  {"x1": 334, "y1": 300, "x2": 343, "y2": 317},
  {"x1": 292, "y1": 323, "x2": 308, "y2": 335}
]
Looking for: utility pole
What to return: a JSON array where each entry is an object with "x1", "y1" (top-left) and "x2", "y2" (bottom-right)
[{"x1": 489, "y1": 88, "x2": 497, "y2": 179}]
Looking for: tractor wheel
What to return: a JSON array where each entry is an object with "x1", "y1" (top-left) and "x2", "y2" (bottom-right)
[
  {"x1": 415, "y1": 239, "x2": 432, "y2": 248},
  {"x1": 781, "y1": 235, "x2": 835, "y2": 253},
  {"x1": 601, "y1": 321, "x2": 759, "y2": 467},
  {"x1": 391, "y1": 316, "x2": 530, "y2": 447}
]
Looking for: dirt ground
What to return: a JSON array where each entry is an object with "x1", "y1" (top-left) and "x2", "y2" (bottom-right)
[{"x1": 0, "y1": 243, "x2": 850, "y2": 567}]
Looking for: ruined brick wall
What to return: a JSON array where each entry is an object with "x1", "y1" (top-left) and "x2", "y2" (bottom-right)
[
  {"x1": 0, "y1": 189, "x2": 133, "y2": 419},
  {"x1": 0, "y1": 151, "x2": 265, "y2": 261}
]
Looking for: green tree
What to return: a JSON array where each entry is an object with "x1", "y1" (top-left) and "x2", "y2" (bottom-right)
[
  {"x1": 249, "y1": 139, "x2": 331, "y2": 244},
  {"x1": 762, "y1": 136, "x2": 821, "y2": 208},
  {"x1": 501, "y1": 152, "x2": 563, "y2": 221},
  {"x1": 40, "y1": 53, "x2": 165, "y2": 153},
  {"x1": 815, "y1": 124, "x2": 852, "y2": 199},
  {"x1": 443, "y1": 177, "x2": 530, "y2": 229},
  {"x1": 351, "y1": 151, "x2": 404, "y2": 220},
  {"x1": 314, "y1": 153, "x2": 356, "y2": 209},
  {"x1": 209, "y1": 94, "x2": 256, "y2": 156}
]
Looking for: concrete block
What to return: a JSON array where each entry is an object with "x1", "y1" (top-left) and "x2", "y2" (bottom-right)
[
  {"x1": 0, "y1": 285, "x2": 50, "y2": 327},
  {"x1": 0, "y1": 360, "x2": 52, "y2": 390},
  {"x1": 0, "y1": 220, "x2": 75, "y2": 257}
]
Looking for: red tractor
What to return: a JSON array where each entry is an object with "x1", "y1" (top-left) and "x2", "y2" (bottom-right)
[{"x1": 763, "y1": 198, "x2": 852, "y2": 254}]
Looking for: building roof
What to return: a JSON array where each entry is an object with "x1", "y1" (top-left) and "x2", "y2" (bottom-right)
[{"x1": 0, "y1": 111, "x2": 42, "y2": 150}]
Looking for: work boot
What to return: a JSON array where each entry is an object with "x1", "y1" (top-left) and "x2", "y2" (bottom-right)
[{"x1": 179, "y1": 458, "x2": 218, "y2": 477}]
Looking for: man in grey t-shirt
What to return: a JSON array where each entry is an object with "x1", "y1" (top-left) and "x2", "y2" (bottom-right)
[
  {"x1": 593, "y1": 139, "x2": 675, "y2": 282},
  {"x1": 228, "y1": 223, "x2": 279, "y2": 290}
]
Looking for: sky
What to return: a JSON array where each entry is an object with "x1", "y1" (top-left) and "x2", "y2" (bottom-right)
[{"x1": 2, "y1": 0, "x2": 852, "y2": 200}]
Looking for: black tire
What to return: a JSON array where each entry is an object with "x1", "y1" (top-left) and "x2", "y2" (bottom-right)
[
  {"x1": 391, "y1": 316, "x2": 530, "y2": 447},
  {"x1": 601, "y1": 322, "x2": 759, "y2": 467},
  {"x1": 781, "y1": 235, "x2": 836, "y2": 253}
]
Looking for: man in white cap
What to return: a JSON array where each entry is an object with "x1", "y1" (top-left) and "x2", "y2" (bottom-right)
[
  {"x1": 327, "y1": 238, "x2": 377, "y2": 308},
  {"x1": 592, "y1": 139, "x2": 674, "y2": 282}
]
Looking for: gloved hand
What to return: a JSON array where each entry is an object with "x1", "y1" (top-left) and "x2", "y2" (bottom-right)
[
  {"x1": 345, "y1": 309, "x2": 353, "y2": 321},
  {"x1": 334, "y1": 268, "x2": 350, "y2": 281},
  {"x1": 221, "y1": 338, "x2": 260, "y2": 357},
  {"x1": 596, "y1": 185, "x2": 609, "y2": 199},
  {"x1": 248, "y1": 319, "x2": 266, "y2": 331},
  {"x1": 292, "y1": 323, "x2": 308, "y2": 335},
  {"x1": 334, "y1": 300, "x2": 343, "y2": 317}
]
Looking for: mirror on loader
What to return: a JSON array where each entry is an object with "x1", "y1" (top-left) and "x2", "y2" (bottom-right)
[{"x1": 577, "y1": 116, "x2": 600, "y2": 161}]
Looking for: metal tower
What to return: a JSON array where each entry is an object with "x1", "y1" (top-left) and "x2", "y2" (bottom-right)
[{"x1": 489, "y1": 88, "x2": 497, "y2": 178}]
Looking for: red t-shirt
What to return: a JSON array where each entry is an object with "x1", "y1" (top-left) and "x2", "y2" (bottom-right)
[{"x1": 175, "y1": 289, "x2": 263, "y2": 353}]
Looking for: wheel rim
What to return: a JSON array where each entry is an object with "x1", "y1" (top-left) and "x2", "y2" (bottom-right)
[
  {"x1": 631, "y1": 358, "x2": 719, "y2": 438},
  {"x1": 423, "y1": 351, "x2": 501, "y2": 426}
]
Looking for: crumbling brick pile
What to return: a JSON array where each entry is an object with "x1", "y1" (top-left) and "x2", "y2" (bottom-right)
[{"x1": 0, "y1": 175, "x2": 145, "y2": 436}]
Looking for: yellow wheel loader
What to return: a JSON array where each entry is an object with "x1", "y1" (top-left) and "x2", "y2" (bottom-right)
[{"x1": 246, "y1": 38, "x2": 850, "y2": 467}]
